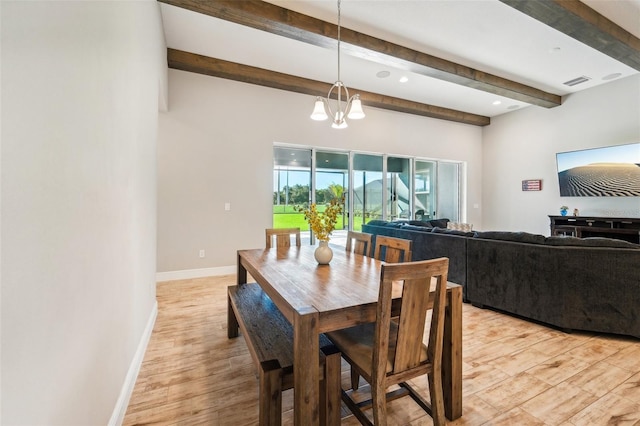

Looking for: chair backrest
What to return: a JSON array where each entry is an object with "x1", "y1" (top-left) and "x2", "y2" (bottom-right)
[
  {"x1": 373, "y1": 235, "x2": 412, "y2": 263},
  {"x1": 345, "y1": 231, "x2": 372, "y2": 257},
  {"x1": 265, "y1": 228, "x2": 301, "y2": 249},
  {"x1": 376, "y1": 258, "x2": 449, "y2": 380}
]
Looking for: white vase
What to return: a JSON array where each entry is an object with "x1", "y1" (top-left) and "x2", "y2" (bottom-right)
[{"x1": 314, "y1": 240, "x2": 333, "y2": 265}]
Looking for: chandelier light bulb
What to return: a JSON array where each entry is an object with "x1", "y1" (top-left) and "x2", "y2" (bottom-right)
[
  {"x1": 347, "y1": 95, "x2": 365, "y2": 120},
  {"x1": 332, "y1": 111, "x2": 348, "y2": 129},
  {"x1": 310, "y1": 97, "x2": 328, "y2": 121}
]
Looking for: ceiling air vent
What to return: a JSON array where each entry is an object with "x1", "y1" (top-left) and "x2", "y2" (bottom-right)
[{"x1": 563, "y1": 76, "x2": 591, "y2": 86}]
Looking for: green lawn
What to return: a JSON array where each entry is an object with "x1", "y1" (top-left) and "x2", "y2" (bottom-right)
[
  {"x1": 272, "y1": 208, "x2": 366, "y2": 231},
  {"x1": 272, "y1": 205, "x2": 305, "y2": 214},
  {"x1": 272, "y1": 212, "x2": 311, "y2": 230}
]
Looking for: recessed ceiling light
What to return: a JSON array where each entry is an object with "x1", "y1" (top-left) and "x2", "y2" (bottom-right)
[
  {"x1": 376, "y1": 70, "x2": 391, "y2": 78},
  {"x1": 399, "y1": 76, "x2": 409, "y2": 83},
  {"x1": 492, "y1": 100, "x2": 502, "y2": 105},
  {"x1": 602, "y1": 73, "x2": 622, "y2": 81}
]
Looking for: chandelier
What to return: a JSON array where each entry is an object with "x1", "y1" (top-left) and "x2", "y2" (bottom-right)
[{"x1": 310, "y1": 0, "x2": 365, "y2": 129}]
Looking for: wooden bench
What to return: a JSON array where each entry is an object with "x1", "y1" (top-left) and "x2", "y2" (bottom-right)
[{"x1": 228, "y1": 283, "x2": 341, "y2": 425}]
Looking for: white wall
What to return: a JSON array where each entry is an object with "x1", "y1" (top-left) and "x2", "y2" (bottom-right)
[
  {"x1": 1, "y1": 2, "x2": 163, "y2": 424},
  {"x1": 157, "y1": 69, "x2": 483, "y2": 273},
  {"x1": 482, "y1": 74, "x2": 640, "y2": 235}
]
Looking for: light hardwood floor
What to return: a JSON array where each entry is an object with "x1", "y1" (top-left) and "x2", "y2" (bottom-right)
[{"x1": 124, "y1": 275, "x2": 640, "y2": 425}]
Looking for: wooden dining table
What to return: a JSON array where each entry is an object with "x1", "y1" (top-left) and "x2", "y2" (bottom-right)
[{"x1": 229, "y1": 245, "x2": 462, "y2": 425}]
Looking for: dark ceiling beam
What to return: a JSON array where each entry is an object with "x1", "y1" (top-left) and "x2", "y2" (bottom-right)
[
  {"x1": 167, "y1": 49, "x2": 491, "y2": 127},
  {"x1": 158, "y1": 0, "x2": 561, "y2": 109},
  {"x1": 500, "y1": 0, "x2": 640, "y2": 71}
]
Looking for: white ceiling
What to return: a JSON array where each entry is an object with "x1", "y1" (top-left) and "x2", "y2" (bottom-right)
[{"x1": 159, "y1": 0, "x2": 640, "y2": 119}]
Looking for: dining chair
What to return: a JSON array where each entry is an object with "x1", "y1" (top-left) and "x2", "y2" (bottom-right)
[
  {"x1": 326, "y1": 257, "x2": 450, "y2": 426},
  {"x1": 265, "y1": 228, "x2": 301, "y2": 249},
  {"x1": 349, "y1": 234, "x2": 413, "y2": 391},
  {"x1": 373, "y1": 235, "x2": 412, "y2": 263},
  {"x1": 346, "y1": 230, "x2": 373, "y2": 257}
]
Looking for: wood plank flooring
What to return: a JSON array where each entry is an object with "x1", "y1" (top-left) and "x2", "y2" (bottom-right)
[{"x1": 124, "y1": 275, "x2": 640, "y2": 425}]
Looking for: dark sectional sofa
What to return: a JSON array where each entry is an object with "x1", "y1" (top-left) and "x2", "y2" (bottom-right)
[
  {"x1": 362, "y1": 220, "x2": 640, "y2": 338},
  {"x1": 362, "y1": 219, "x2": 468, "y2": 293}
]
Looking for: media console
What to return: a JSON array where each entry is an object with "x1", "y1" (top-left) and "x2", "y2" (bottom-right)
[{"x1": 549, "y1": 215, "x2": 640, "y2": 244}]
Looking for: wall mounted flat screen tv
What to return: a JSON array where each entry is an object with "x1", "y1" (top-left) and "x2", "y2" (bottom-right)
[{"x1": 556, "y1": 143, "x2": 640, "y2": 197}]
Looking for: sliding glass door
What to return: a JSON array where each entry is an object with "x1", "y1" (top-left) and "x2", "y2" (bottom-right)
[
  {"x1": 413, "y1": 159, "x2": 460, "y2": 222},
  {"x1": 436, "y1": 161, "x2": 460, "y2": 222},
  {"x1": 386, "y1": 156, "x2": 411, "y2": 221},
  {"x1": 414, "y1": 160, "x2": 436, "y2": 220},
  {"x1": 273, "y1": 147, "x2": 311, "y2": 232},
  {"x1": 315, "y1": 151, "x2": 349, "y2": 232},
  {"x1": 352, "y1": 153, "x2": 383, "y2": 231},
  {"x1": 273, "y1": 146, "x2": 463, "y2": 237}
]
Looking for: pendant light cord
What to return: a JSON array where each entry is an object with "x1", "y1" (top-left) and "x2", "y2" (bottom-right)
[{"x1": 337, "y1": 0, "x2": 341, "y2": 83}]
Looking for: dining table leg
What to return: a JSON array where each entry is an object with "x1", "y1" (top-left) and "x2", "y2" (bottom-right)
[
  {"x1": 293, "y1": 306, "x2": 320, "y2": 425},
  {"x1": 228, "y1": 253, "x2": 248, "y2": 339},
  {"x1": 227, "y1": 294, "x2": 239, "y2": 339},
  {"x1": 237, "y1": 251, "x2": 247, "y2": 285},
  {"x1": 443, "y1": 285, "x2": 463, "y2": 420}
]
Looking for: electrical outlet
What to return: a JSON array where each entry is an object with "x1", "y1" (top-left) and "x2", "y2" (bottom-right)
[
  {"x1": 224, "y1": 202, "x2": 231, "y2": 211},
  {"x1": 199, "y1": 249, "x2": 205, "y2": 258}
]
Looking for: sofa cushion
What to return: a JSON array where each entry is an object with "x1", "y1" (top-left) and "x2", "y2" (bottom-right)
[
  {"x1": 473, "y1": 231, "x2": 546, "y2": 245},
  {"x1": 406, "y1": 220, "x2": 433, "y2": 227},
  {"x1": 386, "y1": 221, "x2": 406, "y2": 228},
  {"x1": 431, "y1": 227, "x2": 474, "y2": 237},
  {"x1": 401, "y1": 224, "x2": 434, "y2": 233},
  {"x1": 368, "y1": 220, "x2": 406, "y2": 228},
  {"x1": 429, "y1": 218, "x2": 450, "y2": 228},
  {"x1": 545, "y1": 236, "x2": 640, "y2": 249},
  {"x1": 365, "y1": 220, "x2": 391, "y2": 227}
]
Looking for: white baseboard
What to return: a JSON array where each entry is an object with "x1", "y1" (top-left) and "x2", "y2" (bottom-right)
[
  {"x1": 108, "y1": 300, "x2": 158, "y2": 426},
  {"x1": 155, "y1": 265, "x2": 236, "y2": 282}
]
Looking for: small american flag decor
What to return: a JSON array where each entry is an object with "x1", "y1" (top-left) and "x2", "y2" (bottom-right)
[{"x1": 522, "y1": 179, "x2": 542, "y2": 191}]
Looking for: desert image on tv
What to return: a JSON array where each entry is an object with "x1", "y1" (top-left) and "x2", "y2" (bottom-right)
[{"x1": 558, "y1": 163, "x2": 640, "y2": 196}]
